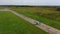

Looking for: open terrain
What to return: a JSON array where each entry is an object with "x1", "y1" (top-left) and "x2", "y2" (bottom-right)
[
  {"x1": 0, "y1": 11, "x2": 48, "y2": 34},
  {"x1": 11, "y1": 7, "x2": 60, "y2": 30}
]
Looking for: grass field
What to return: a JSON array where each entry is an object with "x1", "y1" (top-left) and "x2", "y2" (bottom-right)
[
  {"x1": 11, "y1": 7, "x2": 60, "y2": 30},
  {"x1": 0, "y1": 11, "x2": 48, "y2": 34}
]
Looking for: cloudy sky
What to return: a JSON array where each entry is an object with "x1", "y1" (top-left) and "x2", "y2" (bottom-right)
[{"x1": 0, "y1": 0, "x2": 60, "y2": 6}]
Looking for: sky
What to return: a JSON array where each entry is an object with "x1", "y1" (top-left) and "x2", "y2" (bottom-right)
[{"x1": 0, "y1": 0, "x2": 60, "y2": 6}]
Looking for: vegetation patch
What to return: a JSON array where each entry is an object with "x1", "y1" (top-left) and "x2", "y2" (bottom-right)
[{"x1": 0, "y1": 11, "x2": 48, "y2": 34}]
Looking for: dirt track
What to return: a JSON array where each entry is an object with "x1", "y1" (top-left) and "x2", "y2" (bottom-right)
[{"x1": 9, "y1": 9, "x2": 60, "y2": 34}]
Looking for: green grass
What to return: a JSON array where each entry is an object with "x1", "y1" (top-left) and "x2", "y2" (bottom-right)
[
  {"x1": 11, "y1": 7, "x2": 60, "y2": 30},
  {"x1": 0, "y1": 11, "x2": 48, "y2": 34},
  {"x1": 11, "y1": 7, "x2": 60, "y2": 21}
]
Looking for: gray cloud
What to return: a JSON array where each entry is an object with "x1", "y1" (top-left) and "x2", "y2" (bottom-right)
[{"x1": 0, "y1": 0, "x2": 60, "y2": 5}]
